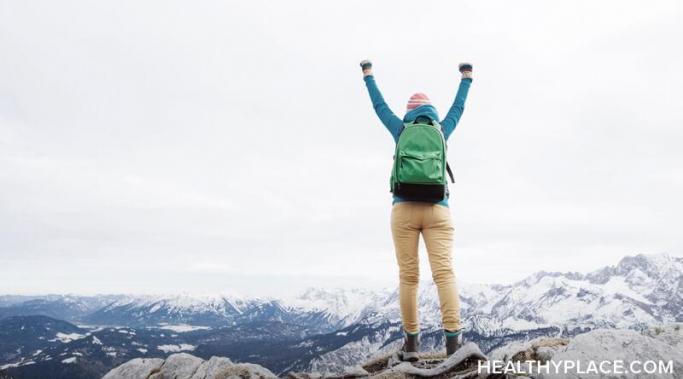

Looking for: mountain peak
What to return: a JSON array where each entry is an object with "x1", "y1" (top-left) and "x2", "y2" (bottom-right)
[
  {"x1": 615, "y1": 253, "x2": 681, "y2": 274},
  {"x1": 516, "y1": 270, "x2": 584, "y2": 288},
  {"x1": 585, "y1": 252, "x2": 682, "y2": 285}
]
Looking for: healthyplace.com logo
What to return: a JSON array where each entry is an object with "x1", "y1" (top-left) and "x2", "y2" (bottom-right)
[{"x1": 479, "y1": 360, "x2": 675, "y2": 376}]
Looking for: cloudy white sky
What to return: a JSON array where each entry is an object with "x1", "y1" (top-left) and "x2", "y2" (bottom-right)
[{"x1": 1, "y1": 0, "x2": 682, "y2": 297}]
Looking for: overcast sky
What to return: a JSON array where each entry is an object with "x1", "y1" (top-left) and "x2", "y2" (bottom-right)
[{"x1": 1, "y1": 0, "x2": 682, "y2": 297}]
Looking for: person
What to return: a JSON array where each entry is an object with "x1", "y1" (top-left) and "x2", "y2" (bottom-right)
[{"x1": 359, "y1": 59, "x2": 473, "y2": 361}]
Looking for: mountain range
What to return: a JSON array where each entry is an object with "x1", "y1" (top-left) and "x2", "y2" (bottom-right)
[{"x1": 0, "y1": 253, "x2": 681, "y2": 378}]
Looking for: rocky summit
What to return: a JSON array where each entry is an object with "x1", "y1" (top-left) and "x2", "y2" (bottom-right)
[
  {"x1": 103, "y1": 323, "x2": 683, "y2": 379},
  {"x1": 102, "y1": 353, "x2": 277, "y2": 379}
]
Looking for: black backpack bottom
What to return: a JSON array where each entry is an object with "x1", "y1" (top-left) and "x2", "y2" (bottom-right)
[{"x1": 392, "y1": 183, "x2": 447, "y2": 202}]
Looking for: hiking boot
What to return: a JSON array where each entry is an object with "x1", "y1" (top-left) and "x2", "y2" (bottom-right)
[
  {"x1": 400, "y1": 332, "x2": 419, "y2": 362},
  {"x1": 445, "y1": 329, "x2": 463, "y2": 356}
]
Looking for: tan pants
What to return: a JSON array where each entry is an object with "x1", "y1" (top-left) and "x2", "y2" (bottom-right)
[{"x1": 391, "y1": 202, "x2": 461, "y2": 334}]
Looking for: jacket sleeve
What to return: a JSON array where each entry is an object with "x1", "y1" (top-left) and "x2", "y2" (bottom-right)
[
  {"x1": 441, "y1": 78, "x2": 472, "y2": 140},
  {"x1": 363, "y1": 75, "x2": 404, "y2": 143}
]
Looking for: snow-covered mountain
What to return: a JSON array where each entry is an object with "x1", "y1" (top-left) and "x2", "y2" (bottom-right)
[
  {"x1": 285, "y1": 287, "x2": 391, "y2": 328},
  {"x1": 5, "y1": 254, "x2": 678, "y2": 334},
  {"x1": 82, "y1": 293, "x2": 364, "y2": 336},
  {"x1": 296, "y1": 253, "x2": 683, "y2": 373},
  {"x1": 0, "y1": 253, "x2": 681, "y2": 378},
  {"x1": 0, "y1": 295, "x2": 125, "y2": 322},
  {"x1": 460, "y1": 253, "x2": 682, "y2": 333},
  {"x1": 292, "y1": 253, "x2": 682, "y2": 336},
  {"x1": 83, "y1": 294, "x2": 248, "y2": 327}
]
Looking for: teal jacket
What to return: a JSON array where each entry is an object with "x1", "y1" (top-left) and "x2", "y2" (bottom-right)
[{"x1": 363, "y1": 75, "x2": 472, "y2": 206}]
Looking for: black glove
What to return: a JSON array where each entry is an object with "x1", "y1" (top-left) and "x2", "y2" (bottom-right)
[
  {"x1": 360, "y1": 59, "x2": 372, "y2": 71},
  {"x1": 459, "y1": 63, "x2": 473, "y2": 79},
  {"x1": 360, "y1": 60, "x2": 373, "y2": 76}
]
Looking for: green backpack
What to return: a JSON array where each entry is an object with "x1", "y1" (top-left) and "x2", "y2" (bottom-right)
[{"x1": 390, "y1": 120, "x2": 454, "y2": 201}]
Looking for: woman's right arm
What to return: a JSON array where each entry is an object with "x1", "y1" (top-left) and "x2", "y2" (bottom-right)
[{"x1": 361, "y1": 61, "x2": 404, "y2": 143}]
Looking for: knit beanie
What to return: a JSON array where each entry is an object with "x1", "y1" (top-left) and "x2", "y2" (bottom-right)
[{"x1": 406, "y1": 93, "x2": 431, "y2": 112}]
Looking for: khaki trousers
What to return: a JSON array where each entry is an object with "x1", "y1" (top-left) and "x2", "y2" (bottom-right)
[{"x1": 390, "y1": 202, "x2": 461, "y2": 334}]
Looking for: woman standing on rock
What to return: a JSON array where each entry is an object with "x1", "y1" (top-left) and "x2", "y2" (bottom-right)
[{"x1": 359, "y1": 59, "x2": 473, "y2": 361}]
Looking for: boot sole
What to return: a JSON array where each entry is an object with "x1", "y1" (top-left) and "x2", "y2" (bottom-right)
[{"x1": 402, "y1": 351, "x2": 419, "y2": 362}]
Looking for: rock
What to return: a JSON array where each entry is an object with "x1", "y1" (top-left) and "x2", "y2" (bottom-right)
[
  {"x1": 539, "y1": 326, "x2": 683, "y2": 379},
  {"x1": 150, "y1": 353, "x2": 203, "y2": 379},
  {"x1": 191, "y1": 356, "x2": 234, "y2": 379},
  {"x1": 488, "y1": 337, "x2": 569, "y2": 363},
  {"x1": 356, "y1": 342, "x2": 487, "y2": 379},
  {"x1": 534, "y1": 346, "x2": 557, "y2": 362},
  {"x1": 485, "y1": 324, "x2": 683, "y2": 379},
  {"x1": 102, "y1": 358, "x2": 164, "y2": 379},
  {"x1": 293, "y1": 342, "x2": 488, "y2": 379},
  {"x1": 285, "y1": 372, "x2": 323, "y2": 379},
  {"x1": 103, "y1": 325, "x2": 683, "y2": 379},
  {"x1": 372, "y1": 342, "x2": 487, "y2": 379},
  {"x1": 212, "y1": 363, "x2": 277, "y2": 379},
  {"x1": 103, "y1": 354, "x2": 276, "y2": 379},
  {"x1": 385, "y1": 352, "x2": 403, "y2": 369},
  {"x1": 326, "y1": 365, "x2": 370, "y2": 378},
  {"x1": 642, "y1": 323, "x2": 683, "y2": 348}
]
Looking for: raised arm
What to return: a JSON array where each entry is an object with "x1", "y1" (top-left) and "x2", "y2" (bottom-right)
[
  {"x1": 360, "y1": 60, "x2": 404, "y2": 143},
  {"x1": 441, "y1": 63, "x2": 474, "y2": 140}
]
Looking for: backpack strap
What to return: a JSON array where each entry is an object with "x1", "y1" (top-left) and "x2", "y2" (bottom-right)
[
  {"x1": 433, "y1": 119, "x2": 454, "y2": 183},
  {"x1": 446, "y1": 162, "x2": 455, "y2": 183}
]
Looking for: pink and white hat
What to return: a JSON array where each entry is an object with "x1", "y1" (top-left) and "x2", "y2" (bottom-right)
[{"x1": 406, "y1": 92, "x2": 431, "y2": 112}]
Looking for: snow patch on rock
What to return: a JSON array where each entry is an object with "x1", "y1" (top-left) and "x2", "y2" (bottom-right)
[{"x1": 157, "y1": 343, "x2": 196, "y2": 353}]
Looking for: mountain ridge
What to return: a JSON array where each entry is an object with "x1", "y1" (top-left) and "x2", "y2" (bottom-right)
[
  {"x1": 0, "y1": 253, "x2": 681, "y2": 377},
  {"x1": 1, "y1": 253, "x2": 680, "y2": 332}
]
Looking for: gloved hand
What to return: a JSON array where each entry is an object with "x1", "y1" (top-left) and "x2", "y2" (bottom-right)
[
  {"x1": 459, "y1": 63, "x2": 473, "y2": 79},
  {"x1": 360, "y1": 59, "x2": 373, "y2": 76}
]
